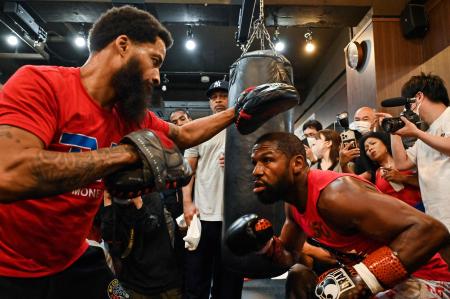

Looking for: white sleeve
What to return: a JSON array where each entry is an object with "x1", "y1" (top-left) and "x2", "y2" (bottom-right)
[
  {"x1": 184, "y1": 145, "x2": 199, "y2": 158},
  {"x1": 406, "y1": 140, "x2": 418, "y2": 165}
]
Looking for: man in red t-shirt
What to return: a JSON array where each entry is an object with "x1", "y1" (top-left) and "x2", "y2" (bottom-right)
[
  {"x1": 0, "y1": 6, "x2": 240, "y2": 299},
  {"x1": 228, "y1": 132, "x2": 450, "y2": 298}
]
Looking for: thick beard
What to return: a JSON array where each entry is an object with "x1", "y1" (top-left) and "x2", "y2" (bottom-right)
[
  {"x1": 111, "y1": 57, "x2": 152, "y2": 124},
  {"x1": 256, "y1": 178, "x2": 291, "y2": 205}
]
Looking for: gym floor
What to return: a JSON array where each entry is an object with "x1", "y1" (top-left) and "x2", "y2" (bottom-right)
[{"x1": 242, "y1": 278, "x2": 285, "y2": 299}]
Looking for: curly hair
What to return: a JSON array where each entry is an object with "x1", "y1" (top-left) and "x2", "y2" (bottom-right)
[
  {"x1": 88, "y1": 5, "x2": 173, "y2": 53},
  {"x1": 402, "y1": 73, "x2": 449, "y2": 106}
]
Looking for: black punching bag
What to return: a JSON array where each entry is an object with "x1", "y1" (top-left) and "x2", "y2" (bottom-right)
[{"x1": 223, "y1": 50, "x2": 296, "y2": 278}]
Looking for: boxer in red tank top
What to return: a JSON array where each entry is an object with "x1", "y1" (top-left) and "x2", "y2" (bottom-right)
[{"x1": 250, "y1": 132, "x2": 449, "y2": 299}]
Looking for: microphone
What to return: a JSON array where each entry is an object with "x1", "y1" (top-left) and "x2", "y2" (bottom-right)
[{"x1": 381, "y1": 97, "x2": 416, "y2": 107}]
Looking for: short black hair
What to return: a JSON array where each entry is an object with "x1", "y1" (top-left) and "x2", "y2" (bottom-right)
[
  {"x1": 302, "y1": 119, "x2": 323, "y2": 132},
  {"x1": 254, "y1": 132, "x2": 305, "y2": 159},
  {"x1": 88, "y1": 5, "x2": 173, "y2": 53},
  {"x1": 402, "y1": 73, "x2": 449, "y2": 106},
  {"x1": 169, "y1": 108, "x2": 191, "y2": 119}
]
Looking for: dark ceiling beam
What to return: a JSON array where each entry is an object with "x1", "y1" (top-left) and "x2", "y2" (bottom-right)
[{"x1": 0, "y1": 14, "x2": 49, "y2": 60}]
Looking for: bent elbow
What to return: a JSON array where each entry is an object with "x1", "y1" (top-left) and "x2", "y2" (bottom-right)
[
  {"x1": 0, "y1": 172, "x2": 32, "y2": 202},
  {"x1": 420, "y1": 216, "x2": 449, "y2": 248}
]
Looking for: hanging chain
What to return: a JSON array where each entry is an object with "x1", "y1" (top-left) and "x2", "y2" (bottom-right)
[{"x1": 240, "y1": 0, "x2": 276, "y2": 57}]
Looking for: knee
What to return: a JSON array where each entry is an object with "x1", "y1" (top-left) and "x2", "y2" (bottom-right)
[{"x1": 285, "y1": 264, "x2": 317, "y2": 299}]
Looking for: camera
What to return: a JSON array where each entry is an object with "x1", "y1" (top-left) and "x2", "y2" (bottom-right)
[
  {"x1": 381, "y1": 108, "x2": 421, "y2": 133},
  {"x1": 336, "y1": 111, "x2": 350, "y2": 130}
]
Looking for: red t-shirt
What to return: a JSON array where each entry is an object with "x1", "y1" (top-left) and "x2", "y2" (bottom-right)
[
  {"x1": 0, "y1": 65, "x2": 169, "y2": 277},
  {"x1": 290, "y1": 169, "x2": 450, "y2": 282}
]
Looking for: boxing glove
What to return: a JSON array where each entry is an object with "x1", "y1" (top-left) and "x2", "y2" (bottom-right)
[
  {"x1": 315, "y1": 267, "x2": 372, "y2": 299},
  {"x1": 315, "y1": 246, "x2": 409, "y2": 299},
  {"x1": 234, "y1": 83, "x2": 300, "y2": 135},
  {"x1": 225, "y1": 214, "x2": 274, "y2": 256},
  {"x1": 105, "y1": 129, "x2": 192, "y2": 198}
]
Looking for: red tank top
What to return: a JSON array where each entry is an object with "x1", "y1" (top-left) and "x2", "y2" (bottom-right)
[{"x1": 290, "y1": 169, "x2": 450, "y2": 282}]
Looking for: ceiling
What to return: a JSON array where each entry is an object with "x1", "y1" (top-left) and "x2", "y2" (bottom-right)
[{"x1": 0, "y1": 1, "x2": 375, "y2": 118}]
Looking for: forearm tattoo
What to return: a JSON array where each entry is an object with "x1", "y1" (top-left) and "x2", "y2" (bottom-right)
[{"x1": 29, "y1": 146, "x2": 136, "y2": 197}]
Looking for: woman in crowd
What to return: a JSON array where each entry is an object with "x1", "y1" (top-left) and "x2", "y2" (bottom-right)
[
  {"x1": 359, "y1": 131, "x2": 424, "y2": 211},
  {"x1": 310, "y1": 129, "x2": 342, "y2": 172}
]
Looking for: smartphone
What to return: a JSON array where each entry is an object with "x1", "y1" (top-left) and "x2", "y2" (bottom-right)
[{"x1": 340, "y1": 130, "x2": 357, "y2": 149}]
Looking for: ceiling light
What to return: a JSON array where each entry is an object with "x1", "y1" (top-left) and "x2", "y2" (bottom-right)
[
  {"x1": 304, "y1": 29, "x2": 315, "y2": 54},
  {"x1": 74, "y1": 35, "x2": 86, "y2": 48},
  {"x1": 305, "y1": 41, "x2": 315, "y2": 53},
  {"x1": 275, "y1": 41, "x2": 285, "y2": 52},
  {"x1": 185, "y1": 25, "x2": 196, "y2": 51},
  {"x1": 6, "y1": 35, "x2": 18, "y2": 46},
  {"x1": 272, "y1": 26, "x2": 285, "y2": 52}
]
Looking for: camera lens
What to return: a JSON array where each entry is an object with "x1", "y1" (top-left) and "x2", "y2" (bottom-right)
[{"x1": 381, "y1": 117, "x2": 405, "y2": 133}]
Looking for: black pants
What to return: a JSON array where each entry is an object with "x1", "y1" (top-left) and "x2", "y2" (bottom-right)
[
  {"x1": 184, "y1": 221, "x2": 243, "y2": 299},
  {"x1": 0, "y1": 246, "x2": 129, "y2": 299}
]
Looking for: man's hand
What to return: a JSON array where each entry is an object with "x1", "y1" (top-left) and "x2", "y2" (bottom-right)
[
  {"x1": 393, "y1": 116, "x2": 421, "y2": 137},
  {"x1": 131, "y1": 196, "x2": 143, "y2": 209},
  {"x1": 375, "y1": 112, "x2": 393, "y2": 128},
  {"x1": 304, "y1": 145, "x2": 317, "y2": 164},
  {"x1": 219, "y1": 151, "x2": 225, "y2": 168},
  {"x1": 183, "y1": 201, "x2": 198, "y2": 227},
  {"x1": 339, "y1": 143, "x2": 360, "y2": 166}
]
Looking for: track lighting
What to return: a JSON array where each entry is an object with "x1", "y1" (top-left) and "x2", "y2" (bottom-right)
[
  {"x1": 185, "y1": 26, "x2": 196, "y2": 51},
  {"x1": 304, "y1": 29, "x2": 315, "y2": 53}
]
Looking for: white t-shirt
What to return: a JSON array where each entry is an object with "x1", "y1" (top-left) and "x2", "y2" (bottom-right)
[
  {"x1": 407, "y1": 107, "x2": 450, "y2": 231},
  {"x1": 184, "y1": 130, "x2": 226, "y2": 222}
]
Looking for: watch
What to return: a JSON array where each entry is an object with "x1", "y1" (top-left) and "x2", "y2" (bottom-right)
[{"x1": 346, "y1": 41, "x2": 364, "y2": 70}]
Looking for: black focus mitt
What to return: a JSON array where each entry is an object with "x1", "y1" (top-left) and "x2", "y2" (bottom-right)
[
  {"x1": 104, "y1": 129, "x2": 192, "y2": 199},
  {"x1": 235, "y1": 83, "x2": 300, "y2": 135}
]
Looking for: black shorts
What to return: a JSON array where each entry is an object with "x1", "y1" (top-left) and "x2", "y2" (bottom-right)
[{"x1": 0, "y1": 246, "x2": 129, "y2": 299}]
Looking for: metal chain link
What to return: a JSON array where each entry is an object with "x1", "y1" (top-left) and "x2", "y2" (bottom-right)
[{"x1": 240, "y1": 0, "x2": 276, "y2": 57}]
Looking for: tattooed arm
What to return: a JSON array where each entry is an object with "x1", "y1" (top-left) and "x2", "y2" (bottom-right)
[{"x1": 0, "y1": 125, "x2": 139, "y2": 202}]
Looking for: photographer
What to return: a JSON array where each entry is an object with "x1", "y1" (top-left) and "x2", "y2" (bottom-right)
[
  {"x1": 101, "y1": 192, "x2": 182, "y2": 298},
  {"x1": 383, "y1": 73, "x2": 450, "y2": 263}
]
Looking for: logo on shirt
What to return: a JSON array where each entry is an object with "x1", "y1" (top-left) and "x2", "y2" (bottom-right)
[{"x1": 107, "y1": 278, "x2": 130, "y2": 299}]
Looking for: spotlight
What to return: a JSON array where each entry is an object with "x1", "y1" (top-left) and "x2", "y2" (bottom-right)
[
  {"x1": 272, "y1": 26, "x2": 285, "y2": 52},
  {"x1": 185, "y1": 26, "x2": 196, "y2": 51},
  {"x1": 304, "y1": 29, "x2": 315, "y2": 54},
  {"x1": 161, "y1": 74, "x2": 169, "y2": 91},
  {"x1": 305, "y1": 42, "x2": 315, "y2": 53},
  {"x1": 275, "y1": 41, "x2": 285, "y2": 52},
  {"x1": 6, "y1": 35, "x2": 18, "y2": 46},
  {"x1": 74, "y1": 35, "x2": 86, "y2": 48}
]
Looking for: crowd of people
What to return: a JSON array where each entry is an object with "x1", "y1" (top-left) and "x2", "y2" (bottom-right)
[{"x1": 0, "y1": 4, "x2": 448, "y2": 299}]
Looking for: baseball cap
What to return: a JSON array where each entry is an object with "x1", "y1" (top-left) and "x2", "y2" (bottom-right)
[{"x1": 206, "y1": 80, "x2": 229, "y2": 98}]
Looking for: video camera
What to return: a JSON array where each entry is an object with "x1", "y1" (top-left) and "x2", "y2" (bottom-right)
[{"x1": 380, "y1": 97, "x2": 421, "y2": 133}]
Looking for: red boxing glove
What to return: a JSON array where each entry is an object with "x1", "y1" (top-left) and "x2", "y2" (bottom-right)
[
  {"x1": 315, "y1": 246, "x2": 409, "y2": 298},
  {"x1": 234, "y1": 83, "x2": 300, "y2": 135}
]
